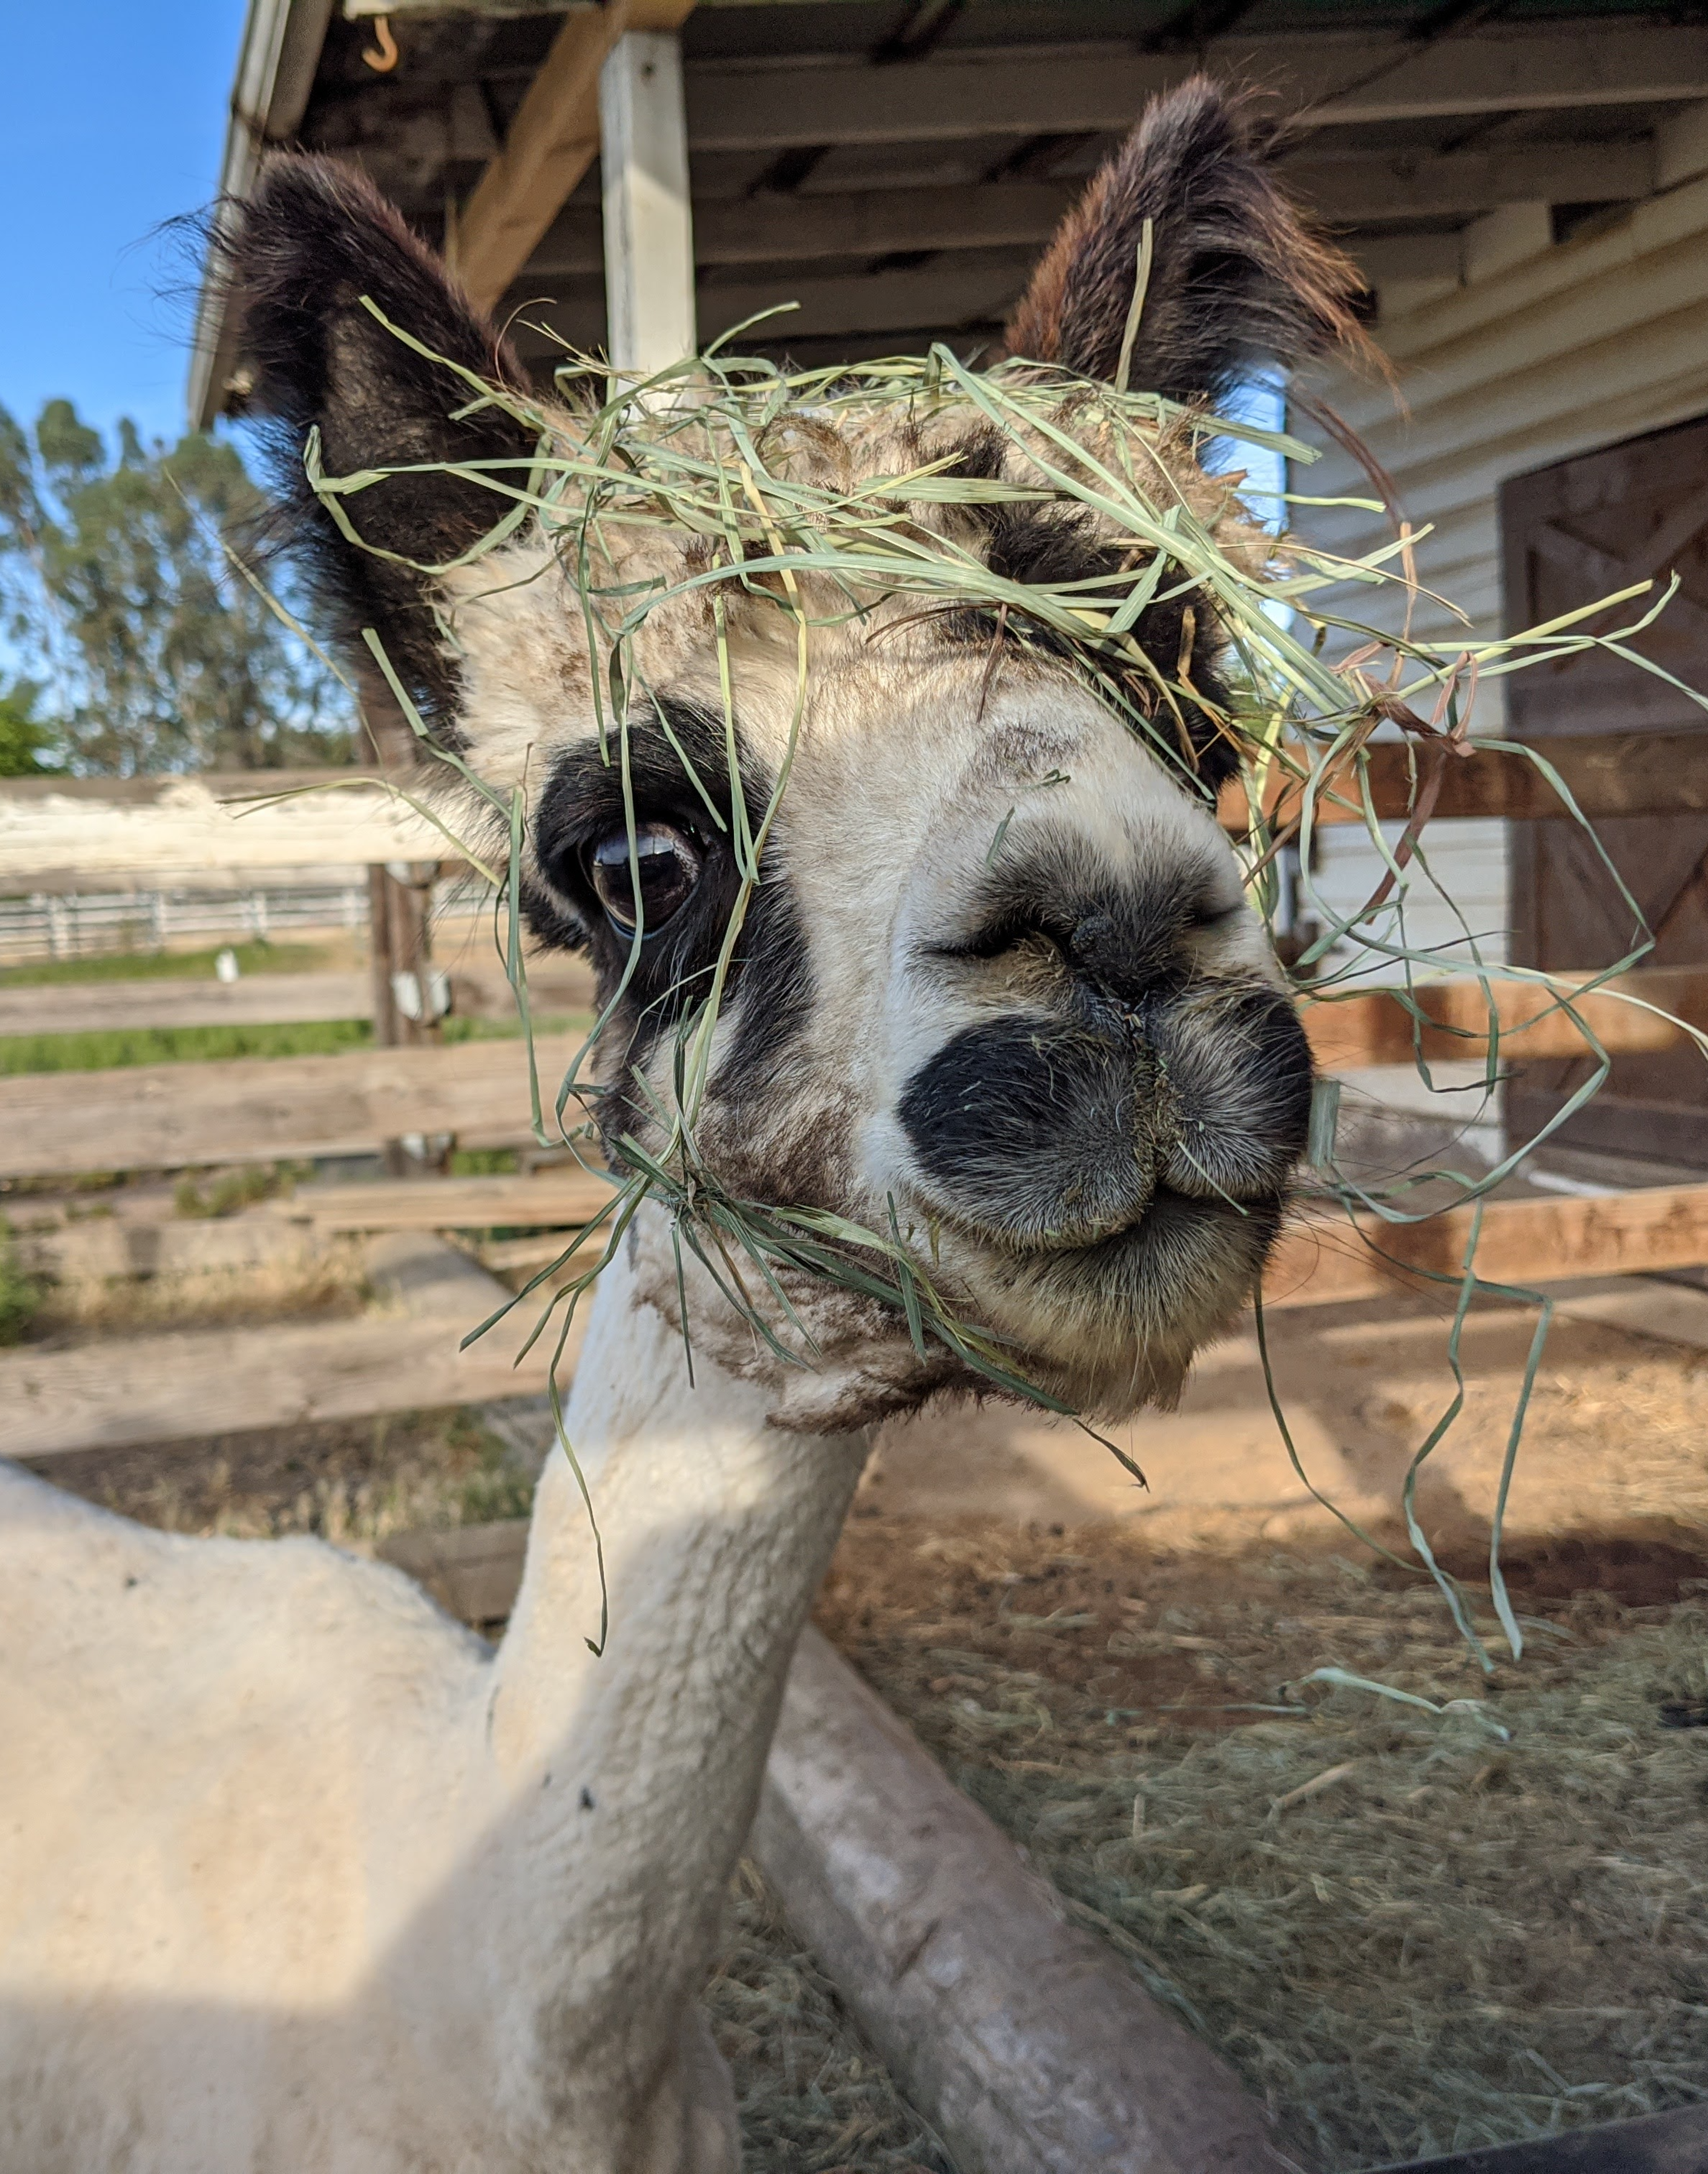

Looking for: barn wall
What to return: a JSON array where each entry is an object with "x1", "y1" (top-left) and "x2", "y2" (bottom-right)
[{"x1": 1286, "y1": 108, "x2": 1708, "y2": 988}]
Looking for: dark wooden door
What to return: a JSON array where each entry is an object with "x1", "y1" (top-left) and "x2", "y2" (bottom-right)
[{"x1": 1502, "y1": 414, "x2": 1708, "y2": 1166}]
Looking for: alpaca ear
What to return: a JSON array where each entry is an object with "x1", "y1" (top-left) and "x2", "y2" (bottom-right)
[
  {"x1": 223, "y1": 153, "x2": 538, "y2": 725},
  {"x1": 1002, "y1": 77, "x2": 1368, "y2": 403}
]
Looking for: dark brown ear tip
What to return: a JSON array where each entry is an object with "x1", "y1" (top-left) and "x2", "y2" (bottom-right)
[{"x1": 1002, "y1": 72, "x2": 1375, "y2": 397}]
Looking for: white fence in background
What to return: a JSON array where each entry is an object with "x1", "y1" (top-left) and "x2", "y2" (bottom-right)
[{"x1": 0, "y1": 881, "x2": 497, "y2": 967}]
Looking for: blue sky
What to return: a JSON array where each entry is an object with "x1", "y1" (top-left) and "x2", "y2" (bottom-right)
[{"x1": 1, "y1": 0, "x2": 247, "y2": 452}]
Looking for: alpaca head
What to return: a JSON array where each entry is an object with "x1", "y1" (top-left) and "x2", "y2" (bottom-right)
[{"x1": 227, "y1": 81, "x2": 1365, "y2": 1429}]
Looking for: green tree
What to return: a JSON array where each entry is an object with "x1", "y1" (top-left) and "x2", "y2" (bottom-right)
[
  {"x1": 0, "y1": 400, "x2": 353, "y2": 775},
  {"x1": 0, "y1": 678, "x2": 59, "y2": 776}
]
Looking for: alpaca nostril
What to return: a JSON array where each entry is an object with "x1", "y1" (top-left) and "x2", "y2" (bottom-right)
[{"x1": 1065, "y1": 911, "x2": 1178, "y2": 1011}]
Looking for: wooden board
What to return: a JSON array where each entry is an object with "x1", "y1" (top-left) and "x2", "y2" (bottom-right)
[
  {"x1": 12, "y1": 1215, "x2": 331, "y2": 1281},
  {"x1": 1501, "y1": 417, "x2": 1708, "y2": 1162},
  {"x1": 0, "y1": 972, "x2": 373, "y2": 1036},
  {"x1": 4, "y1": 1235, "x2": 577, "y2": 1460},
  {"x1": 1266, "y1": 1183, "x2": 1708, "y2": 1308},
  {"x1": 379, "y1": 1517, "x2": 533, "y2": 1629},
  {"x1": 284, "y1": 1171, "x2": 1708, "y2": 1312},
  {"x1": 287, "y1": 1166, "x2": 614, "y2": 1232},
  {"x1": 0, "y1": 1034, "x2": 582, "y2": 1179},
  {"x1": 0, "y1": 770, "x2": 452, "y2": 884},
  {"x1": 0, "y1": 959, "x2": 594, "y2": 1038},
  {"x1": 753, "y1": 1625, "x2": 1287, "y2": 2174},
  {"x1": 1219, "y1": 730, "x2": 1708, "y2": 836},
  {"x1": 456, "y1": 0, "x2": 698, "y2": 315},
  {"x1": 1301, "y1": 964, "x2": 1708, "y2": 1067}
]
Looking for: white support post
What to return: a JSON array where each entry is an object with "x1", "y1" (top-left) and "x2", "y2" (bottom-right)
[{"x1": 598, "y1": 31, "x2": 697, "y2": 377}]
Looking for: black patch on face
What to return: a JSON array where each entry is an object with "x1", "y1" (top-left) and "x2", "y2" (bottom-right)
[
  {"x1": 522, "y1": 700, "x2": 813, "y2": 1154},
  {"x1": 933, "y1": 431, "x2": 1241, "y2": 795},
  {"x1": 1153, "y1": 985, "x2": 1313, "y2": 1200},
  {"x1": 899, "y1": 1016, "x2": 1160, "y2": 1247},
  {"x1": 902, "y1": 849, "x2": 1312, "y2": 1256}
]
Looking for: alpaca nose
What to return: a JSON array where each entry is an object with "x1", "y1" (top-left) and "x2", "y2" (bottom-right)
[{"x1": 1062, "y1": 909, "x2": 1183, "y2": 1012}]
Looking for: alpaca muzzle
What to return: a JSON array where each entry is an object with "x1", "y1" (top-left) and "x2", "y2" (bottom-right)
[{"x1": 897, "y1": 979, "x2": 1311, "y2": 1257}]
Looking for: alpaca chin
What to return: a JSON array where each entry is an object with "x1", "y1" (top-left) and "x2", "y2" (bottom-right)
[
  {"x1": 625, "y1": 1206, "x2": 971, "y2": 1435},
  {"x1": 928, "y1": 1187, "x2": 1283, "y2": 1421}
]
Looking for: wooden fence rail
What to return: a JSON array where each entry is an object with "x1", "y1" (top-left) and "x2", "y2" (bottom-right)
[
  {"x1": 0, "y1": 961, "x2": 594, "y2": 1038},
  {"x1": 1221, "y1": 729, "x2": 1708, "y2": 830},
  {"x1": 1299, "y1": 964, "x2": 1708, "y2": 1065},
  {"x1": 3, "y1": 1235, "x2": 567, "y2": 1462},
  {"x1": 0, "y1": 967, "x2": 1694, "y2": 1182},
  {"x1": 1264, "y1": 1183, "x2": 1708, "y2": 1307},
  {"x1": 0, "y1": 1036, "x2": 582, "y2": 1179},
  {"x1": 0, "y1": 771, "x2": 445, "y2": 884},
  {"x1": 276, "y1": 1170, "x2": 1708, "y2": 1313}
]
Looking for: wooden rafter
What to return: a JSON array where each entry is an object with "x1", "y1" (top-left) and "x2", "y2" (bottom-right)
[{"x1": 456, "y1": 0, "x2": 698, "y2": 319}]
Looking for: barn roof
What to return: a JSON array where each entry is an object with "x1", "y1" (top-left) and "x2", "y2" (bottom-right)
[{"x1": 189, "y1": 0, "x2": 1708, "y2": 423}]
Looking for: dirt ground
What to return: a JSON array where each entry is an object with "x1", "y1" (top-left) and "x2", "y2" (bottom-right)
[
  {"x1": 860, "y1": 1286, "x2": 1708, "y2": 1554},
  {"x1": 818, "y1": 1511, "x2": 1708, "y2": 2170}
]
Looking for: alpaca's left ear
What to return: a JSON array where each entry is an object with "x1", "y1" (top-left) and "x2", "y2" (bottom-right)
[
  {"x1": 222, "y1": 153, "x2": 540, "y2": 725},
  {"x1": 1003, "y1": 77, "x2": 1369, "y2": 402}
]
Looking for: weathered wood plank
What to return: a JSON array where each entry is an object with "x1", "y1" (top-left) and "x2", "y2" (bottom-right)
[
  {"x1": 12, "y1": 1215, "x2": 330, "y2": 1281},
  {"x1": 288, "y1": 1166, "x2": 614, "y2": 1232},
  {"x1": 457, "y1": 0, "x2": 697, "y2": 316},
  {"x1": 0, "y1": 959, "x2": 594, "y2": 1037},
  {"x1": 0, "y1": 771, "x2": 451, "y2": 883},
  {"x1": 286, "y1": 1171, "x2": 1708, "y2": 1315},
  {"x1": 1266, "y1": 1184, "x2": 1708, "y2": 1308},
  {"x1": 379, "y1": 1517, "x2": 533, "y2": 1628},
  {"x1": 1302, "y1": 965, "x2": 1708, "y2": 1066},
  {"x1": 0, "y1": 1035, "x2": 582, "y2": 1178},
  {"x1": 1220, "y1": 731, "x2": 1708, "y2": 832},
  {"x1": 0, "y1": 972, "x2": 372, "y2": 1036},
  {"x1": 753, "y1": 1625, "x2": 1289, "y2": 2174},
  {"x1": 4, "y1": 1235, "x2": 574, "y2": 1460}
]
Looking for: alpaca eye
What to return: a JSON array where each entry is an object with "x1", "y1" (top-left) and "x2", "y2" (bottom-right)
[{"x1": 585, "y1": 824, "x2": 703, "y2": 934}]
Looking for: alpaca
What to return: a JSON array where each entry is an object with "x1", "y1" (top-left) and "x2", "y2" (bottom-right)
[{"x1": 0, "y1": 82, "x2": 1362, "y2": 2174}]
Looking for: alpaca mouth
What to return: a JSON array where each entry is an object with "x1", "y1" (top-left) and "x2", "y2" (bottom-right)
[
  {"x1": 925, "y1": 1181, "x2": 1284, "y2": 1337},
  {"x1": 918, "y1": 1182, "x2": 1282, "y2": 1415},
  {"x1": 974, "y1": 1182, "x2": 1281, "y2": 1281}
]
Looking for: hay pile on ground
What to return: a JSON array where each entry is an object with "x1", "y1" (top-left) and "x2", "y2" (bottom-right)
[{"x1": 821, "y1": 1512, "x2": 1708, "y2": 2169}]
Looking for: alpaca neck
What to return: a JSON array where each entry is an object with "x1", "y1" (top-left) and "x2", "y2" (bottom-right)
[{"x1": 479, "y1": 1231, "x2": 868, "y2": 2067}]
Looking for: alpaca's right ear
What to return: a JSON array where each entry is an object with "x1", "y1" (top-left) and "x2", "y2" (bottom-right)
[
  {"x1": 1003, "y1": 77, "x2": 1369, "y2": 404},
  {"x1": 223, "y1": 154, "x2": 538, "y2": 724}
]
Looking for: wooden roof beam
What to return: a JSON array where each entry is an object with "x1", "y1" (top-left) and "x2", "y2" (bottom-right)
[
  {"x1": 189, "y1": 0, "x2": 335, "y2": 428},
  {"x1": 456, "y1": 0, "x2": 697, "y2": 318},
  {"x1": 528, "y1": 181, "x2": 1077, "y2": 278},
  {"x1": 1286, "y1": 140, "x2": 1657, "y2": 223},
  {"x1": 683, "y1": 28, "x2": 1708, "y2": 153}
]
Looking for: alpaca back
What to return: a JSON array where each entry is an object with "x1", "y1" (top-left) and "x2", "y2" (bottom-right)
[{"x1": 0, "y1": 1464, "x2": 503, "y2": 2174}]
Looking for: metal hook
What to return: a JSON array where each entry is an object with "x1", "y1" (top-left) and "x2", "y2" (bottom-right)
[{"x1": 362, "y1": 15, "x2": 400, "y2": 72}]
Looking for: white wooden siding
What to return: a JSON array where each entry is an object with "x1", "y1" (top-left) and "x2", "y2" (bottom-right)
[{"x1": 1285, "y1": 109, "x2": 1708, "y2": 995}]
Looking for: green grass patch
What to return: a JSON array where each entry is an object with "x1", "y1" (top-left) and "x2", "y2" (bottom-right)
[
  {"x1": 439, "y1": 1012, "x2": 590, "y2": 1046},
  {"x1": 0, "y1": 940, "x2": 331, "y2": 988},
  {"x1": 0, "y1": 1216, "x2": 42, "y2": 1343},
  {"x1": 449, "y1": 1146, "x2": 520, "y2": 1177},
  {"x1": 0, "y1": 1019, "x2": 374, "y2": 1073},
  {"x1": 174, "y1": 1161, "x2": 314, "y2": 1218},
  {"x1": 0, "y1": 1009, "x2": 591, "y2": 1074}
]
